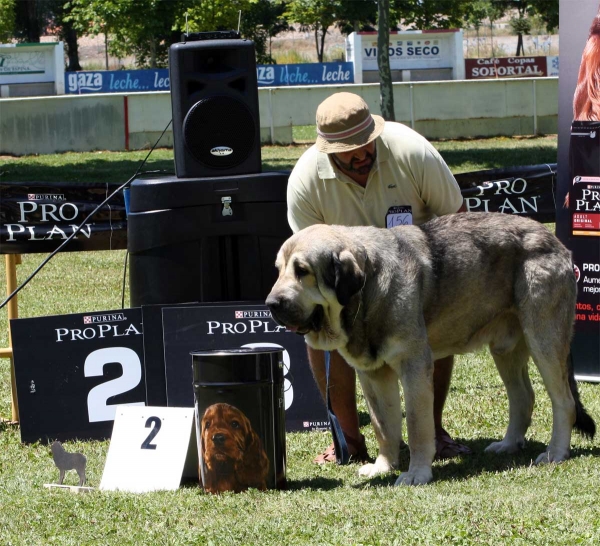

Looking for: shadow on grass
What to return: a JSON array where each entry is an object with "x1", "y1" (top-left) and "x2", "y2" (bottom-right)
[
  {"x1": 285, "y1": 476, "x2": 344, "y2": 491},
  {"x1": 354, "y1": 438, "x2": 600, "y2": 487},
  {"x1": 439, "y1": 146, "x2": 557, "y2": 172},
  {"x1": 1, "y1": 157, "x2": 176, "y2": 184},
  {"x1": 180, "y1": 476, "x2": 344, "y2": 492},
  {"x1": 2, "y1": 155, "x2": 296, "y2": 184}
]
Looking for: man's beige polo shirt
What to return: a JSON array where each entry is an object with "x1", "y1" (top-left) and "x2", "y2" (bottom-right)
[{"x1": 287, "y1": 122, "x2": 463, "y2": 233}]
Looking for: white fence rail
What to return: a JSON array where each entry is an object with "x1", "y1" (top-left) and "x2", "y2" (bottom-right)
[{"x1": 0, "y1": 78, "x2": 558, "y2": 156}]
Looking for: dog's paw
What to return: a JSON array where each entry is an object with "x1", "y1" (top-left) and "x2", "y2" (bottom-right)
[
  {"x1": 394, "y1": 467, "x2": 433, "y2": 486},
  {"x1": 484, "y1": 439, "x2": 524, "y2": 455},
  {"x1": 358, "y1": 456, "x2": 394, "y2": 478},
  {"x1": 535, "y1": 449, "x2": 570, "y2": 465}
]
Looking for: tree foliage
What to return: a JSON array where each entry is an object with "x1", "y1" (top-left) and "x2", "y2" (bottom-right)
[
  {"x1": 66, "y1": 0, "x2": 286, "y2": 68},
  {"x1": 335, "y1": 0, "x2": 377, "y2": 35},
  {"x1": 2, "y1": 0, "x2": 560, "y2": 68},
  {"x1": 489, "y1": 0, "x2": 558, "y2": 56},
  {"x1": 394, "y1": 0, "x2": 472, "y2": 30},
  {"x1": 0, "y1": 0, "x2": 17, "y2": 41},
  {"x1": 240, "y1": 0, "x2": 289, "y2": 64},
  {"x1": 67, "y1": 0, "x2": 194, "y2": 68},
  {"x1": 283, "y1": 0, "x2": 337, "y2": 63}
]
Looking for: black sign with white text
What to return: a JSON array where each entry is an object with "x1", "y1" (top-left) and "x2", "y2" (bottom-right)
[
  {"x1": 161, "y1": 304, "x2": 328, "y2": 433},
  {"x1": 556, "y1": 0, "x2": 600, "y2": 380},
  {"x1": 10, "y1": 308, "x2": 146, "y2": 443},
  {"x1": 0, "y1": 181, "x2": 127, "y2": 254},
  {"x1": 454, "y1": 164, "x2": 557, "y2": 223},
  {"x1": 1, "y1": 166, "x2": 559, "y2": 256}
]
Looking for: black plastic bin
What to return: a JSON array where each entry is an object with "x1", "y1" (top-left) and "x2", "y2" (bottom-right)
[
  {"x1": 192, "y1": 347, "x2": 287, "y2": 493},
  {"x1": 127, "y1": 171, "x2": 291, "y2": 306}
]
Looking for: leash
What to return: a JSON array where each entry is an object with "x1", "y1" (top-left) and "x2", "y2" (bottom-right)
[{"x1": 325, "y1": 351, "x2": 350, "y2": 465}]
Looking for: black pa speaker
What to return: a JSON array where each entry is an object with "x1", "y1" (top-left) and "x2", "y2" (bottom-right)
[{"x1": 169, "y1": 37, "x2": 261, "y2": 178}]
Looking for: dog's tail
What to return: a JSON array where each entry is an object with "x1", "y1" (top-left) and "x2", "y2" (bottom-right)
[{"x1": 568, "y1": 356, "x2": 596, "y2": 439}]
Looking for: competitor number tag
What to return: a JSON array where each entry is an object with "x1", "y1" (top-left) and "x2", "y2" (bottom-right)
[{"x1": 386, "y1": 205, "x2": 413, "y2": 228}]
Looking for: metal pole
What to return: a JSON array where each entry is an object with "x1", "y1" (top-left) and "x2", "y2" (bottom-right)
[
  {"x1": 533, "y1": 80, "x2": 538, "y2": 135},
  {"x1": 3, "y1": 254, "x2": 21, "y2": 423},
  {"x1": 409, "y1": 84, "x2": 415, "y2": 129},
  {"x1": 269, "y1": 88, "x2": 275, "y2": 144}
]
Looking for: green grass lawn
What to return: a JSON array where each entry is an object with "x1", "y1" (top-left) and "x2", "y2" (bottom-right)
[{"x1": 3, "y1": 136, "x2": 600, "y2": 545}]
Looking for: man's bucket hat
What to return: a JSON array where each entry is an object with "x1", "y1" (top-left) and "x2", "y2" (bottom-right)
[{"x1": 315, "y1": 92, "x2": 385, "y2": 153}]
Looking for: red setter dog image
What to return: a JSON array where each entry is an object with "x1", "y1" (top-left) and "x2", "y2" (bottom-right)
[{"x1": 200, "y1": 403, "x2": 270, "y2": 494}]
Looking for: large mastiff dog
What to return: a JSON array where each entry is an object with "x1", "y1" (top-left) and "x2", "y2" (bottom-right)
[{"x1": 266, "y1": 213, "x2": 595, "y2": 485}]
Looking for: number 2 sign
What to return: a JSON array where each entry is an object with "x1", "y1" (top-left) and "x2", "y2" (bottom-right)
[
  {"x1": 100, "y1": 406, "x2": 197, "y2": 493},
  {"x1": 11, "y1": 308, "x2": 147, "y2": 443}
]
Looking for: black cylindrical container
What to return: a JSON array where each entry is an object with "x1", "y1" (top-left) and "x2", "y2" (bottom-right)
[{"x1": 192, "y1": 347, "x2": 286, "y2": 494}]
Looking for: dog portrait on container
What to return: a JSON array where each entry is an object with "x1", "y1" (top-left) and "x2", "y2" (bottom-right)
[{"x1": 200, "y1": 402, "x2": 270, "y2": 494}]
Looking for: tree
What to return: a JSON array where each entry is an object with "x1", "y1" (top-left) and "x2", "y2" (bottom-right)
[
  {"x1": 335, "y1": 0, "x2": 377, "y2": 35},
  {"x1": 378, "y1": 0, "x2": 394, "y2": 121},
  {"x1": 48, "y1": 0, "x2": 82, "y2": 71},
  {"x1": 13, "y1": 0, "x2": 47, "y2": 42},
  {"x1": 67, "y1": 0, "x2": 196, "y2": 69},
  {"x1": 0, "y1": 0, "x2": 17, "y2": 42},
  {"x1": 510, "y1": 8, "x2": 531, "y2": 56},
  {"x1": 283, "y1": 0, "x2": 337, "y2": 63},
  {"x1": 240, "y1": 0, "x2": 290, "y2": 64},
  {"x1": 528, "y1": 0, "x2": 558, "y2": 32},
  {"x1": 178, "y1": 0, "x2": 255, "y2": 35},
  {"x1": 394, "y1": 0, "x2": 471, "y2": 30},
  {"x1": 464, "y1": 0, "x2": 492, "y2": 57},
  {"x1": 492, "y1": 1, "x2": 559, "y2": 56}
]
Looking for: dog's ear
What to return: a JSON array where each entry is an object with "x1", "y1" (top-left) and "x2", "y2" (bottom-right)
[
  {"x1": 333, "y1": 249, "x2": 366, "y2": 306},
  {"x1": 236, "y1": 426, "x2": 269, "y2": 490}
]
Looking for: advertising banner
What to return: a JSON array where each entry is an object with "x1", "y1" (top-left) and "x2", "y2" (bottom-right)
[
  {"x1": 0, "y1": 42, "x2": 65, "y2": 94},
  {"x1": 0, "y1": 165, "x2": 557, "y2": 255},
  {"x1": 10, "y1": 303, "x2": 328, "y2": 442},
  {"x1": 455, "y1": 164, "x2": 557, "y2": 223},
  {"x1": 556, "y1": 0, "x2": 600, "y2": 380},
  {"x1": 11, "y1": 308, "x2": 146, "y2": 443},
  {"x1": 345, "y1": 29, "x2": 464, "y2": 81},
  {"x1": 64, "y1": 63, "x2": 354, "y2": 94},
  {"x1": 160, "y1": 304, "x2": 328, "y2": 433},
  {"x1": 255, "y1": 62, "x2": 353, "y2": 87},
  {"x1": 0, "y1": 181, "x2": 127, "y2": 254},
  {"x1": 65, "y1": 68, "x2": 171, "y2": 94},
  {"x1": 465, "y1": 56, "x2": 550, "y2": 79}
]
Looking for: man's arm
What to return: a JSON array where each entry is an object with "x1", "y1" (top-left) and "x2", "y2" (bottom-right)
[{"x1": 287, "y1": 173, "x2": 324, "y2": 233}]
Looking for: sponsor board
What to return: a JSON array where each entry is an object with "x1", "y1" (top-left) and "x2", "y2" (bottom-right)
[
  {"x1": 0, "y1": 42, "x2": 64, "y2": 93},
  {"x1": 0, "y1": 182, "x2": 127, "y2": 254},
  {"x1": 556, "y1": 0, "x2": 600, "y2": 380},
  {"x1": 11, "y1": 308, "x2": 146, "y2": 443},
  {"x1": 160, "y1": 304, "x2": 328, "y2": 433},
  {"x1": 64, "y1": 63, "x2": 354, "y2": 94},
  {"x1": 1, "y1": 166, "x2": 558, "y2": 255},
  {"x1": 465, "y1": 56, "x2": 549, "y2": 79},
  {"x1": 346, "y1": 30, "x2": 464, "y2": 80},
  {"x1": 454, "y1": 164, "x2": 557, "y2": 223}
]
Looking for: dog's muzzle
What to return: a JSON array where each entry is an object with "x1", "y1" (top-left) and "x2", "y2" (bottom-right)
[{"x1": 266, "y1": 295, "x2": 324, "y2": 335}]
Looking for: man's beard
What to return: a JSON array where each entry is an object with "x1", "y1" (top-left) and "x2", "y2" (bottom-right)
[{"x1": 333, "y1": 149, "x2": 377, "y2": 175}]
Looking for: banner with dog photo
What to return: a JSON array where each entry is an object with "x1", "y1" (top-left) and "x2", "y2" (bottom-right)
[{"x1": 556, "y1": 0, "x2": 600, "y2": 379}]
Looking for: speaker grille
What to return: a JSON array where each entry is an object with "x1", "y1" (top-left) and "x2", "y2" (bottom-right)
[{"x1": 183, "y1": 95, "x2": 257, "y2": 169}]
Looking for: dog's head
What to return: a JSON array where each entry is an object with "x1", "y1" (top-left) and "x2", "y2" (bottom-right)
[
  {"x1": 201, "y1": 403, "x2": 254, "y2": 467},
  {"x1": 200, "y1": 403, "x2": 269, "y2": 492},
  {"x1": 266, "y1": 225, "x2": 367, "y2": 344}
]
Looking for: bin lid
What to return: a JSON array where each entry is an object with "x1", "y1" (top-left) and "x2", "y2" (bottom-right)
[
  {"x1": 191, "y1": 347, "x2": 283, "y2": 357},
  {"x1": 129, "y1": 171, "x2": 290, "y2": 213},
  {"x1": 191, "y1": 346, "x2": 284, "y2": 384}
]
